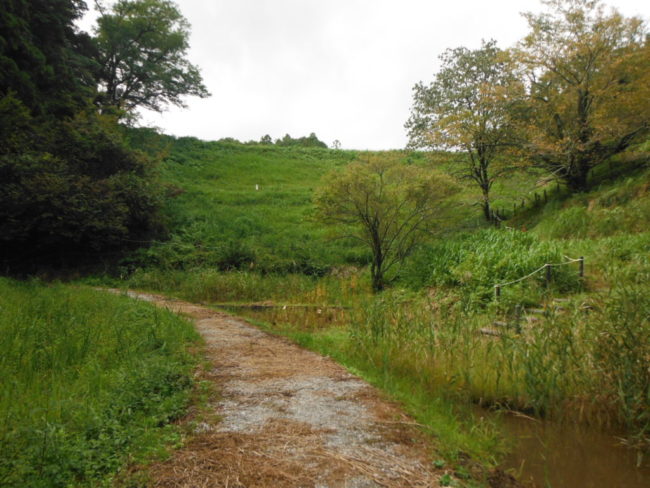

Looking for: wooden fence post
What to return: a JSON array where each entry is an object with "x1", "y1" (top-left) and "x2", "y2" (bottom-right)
[
  {"x1": 579, "y1": 256, "x2": 585, "y2": 278},
  {"x1": 545, "y1": 264, "x2": 552, "y2": 287},
  {"x1": 494, "y1": 285, "x2": 501, "y2": 300}
]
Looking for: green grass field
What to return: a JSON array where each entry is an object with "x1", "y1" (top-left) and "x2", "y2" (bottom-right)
[
  {"x1": 118, "y1": 134, "x2": 550, "y2": 279},
  {"x1": 125, "y1": 137, "x2": 363, "y2": 274},
  {"x1": 0, "y1": 280, "x2": 200, "y2": 487}
]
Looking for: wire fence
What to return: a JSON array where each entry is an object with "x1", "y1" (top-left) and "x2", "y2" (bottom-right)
[{"x1": 494, "y1": 256, "x2": 585, "y2": 299}]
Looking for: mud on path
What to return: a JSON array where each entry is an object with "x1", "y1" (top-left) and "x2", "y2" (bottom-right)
[{"x1": 126, "y1": 291, "x2": 442, "y2": 488}]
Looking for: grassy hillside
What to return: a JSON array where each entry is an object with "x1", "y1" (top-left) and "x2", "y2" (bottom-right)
[
  {"x1": 124, "y1": 137, "x2": 362, "y2": 275},
  {"x1": 118, "y1": 135, "x2": 544, "y2": 281},
  {"x1": 106, "y1": 134, "x2": 648, "y2": 472}
]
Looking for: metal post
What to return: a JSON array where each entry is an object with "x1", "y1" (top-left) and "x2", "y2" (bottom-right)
[
  {"x1": 545, "y1": 264, "x2": 552, "y2": 287},
  {"x1": 579, "y1": 256, "x2": 584, "y2": 278},
  {"x1": 494, "y1": 285, "x2": 501, "y2": 300}
]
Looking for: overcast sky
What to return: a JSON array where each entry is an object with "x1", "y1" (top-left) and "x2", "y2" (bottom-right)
[{"x1": 79, "y1": 0, "x2": 649, "y2": 150}]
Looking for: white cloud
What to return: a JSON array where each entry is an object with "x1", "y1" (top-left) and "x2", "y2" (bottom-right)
[{"x1": 79, "y1": 0, "x2": 650, "y2": 149}]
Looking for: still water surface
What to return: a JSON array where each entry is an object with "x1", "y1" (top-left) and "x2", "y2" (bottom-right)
[{"x1": 497, "y1": 412, "x2": 650, "y2": 488}]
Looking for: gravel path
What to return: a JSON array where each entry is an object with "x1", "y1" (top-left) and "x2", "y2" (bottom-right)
[{"x1": 126, "y1": 291, "x2": 442, "y2": 488}]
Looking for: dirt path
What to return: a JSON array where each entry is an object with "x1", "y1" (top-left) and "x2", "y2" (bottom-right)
[{"x1": 127, "y1": 291, "x2": 442, "y2": 488}]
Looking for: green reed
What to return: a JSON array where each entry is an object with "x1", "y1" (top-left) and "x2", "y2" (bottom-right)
[{"x1": 347, "y1": 285, "x2": 650, "y2": 450}]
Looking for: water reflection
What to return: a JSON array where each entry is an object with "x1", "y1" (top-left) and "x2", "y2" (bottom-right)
[{"x1": 497, "y1": 412, "x2": 650, "y2": 488}]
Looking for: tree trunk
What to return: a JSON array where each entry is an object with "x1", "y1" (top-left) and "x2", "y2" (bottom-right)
[
  {"x1": 482, "y1": 197, "x2": 492, "y2": 222},
  {"x1": 370, "y1": 253, "x2": 385, "y2": 292},
  {"x1": 371, "y1": 271, "x2": 384, "y2": 292},
  {"x1": 371, "y1": 254, "x2": 385, "y2": 292},
  {"x1": 565, "y1": 162, "x2": 590, "y2": 192}
]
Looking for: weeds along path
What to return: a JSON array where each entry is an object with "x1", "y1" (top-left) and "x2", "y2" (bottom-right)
[{"x1": 124, "y1": 291, "x2": 441, "y2": 488}]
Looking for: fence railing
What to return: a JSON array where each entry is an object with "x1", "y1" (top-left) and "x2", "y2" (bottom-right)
[{"x1": 494, "y1": 256, "x2": 585, "y2": 299}]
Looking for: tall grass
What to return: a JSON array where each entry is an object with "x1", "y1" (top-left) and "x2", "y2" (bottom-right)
[
  {"x1": 0, "y1": 279, "x2": 200, "y2": 487},
  {"x1": 401, "y1": 228, "x2": 584, "y2": 307},
  {"x1": 346, "y1": 285, "x2": 650, "y2": 450},
  {"x1": 121, "y1": 267, "x2": 370, "y2": 305},
  {"x1": 532, "y1": 186, "x2": 650, "y2": 240}
]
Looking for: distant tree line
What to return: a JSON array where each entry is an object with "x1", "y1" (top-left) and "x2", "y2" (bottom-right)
[
  {"x1": 214, "y1": 132, "x2": 329, "y2": 148},
  {"x1": 407, "y1": 0, "x2": 650, "y2": 222},
  {"x1": 0, "y1": 0, "x2": 208, "y2": 272},
  {"x1": 217, "y1": 132, "x2": 329, "y2": 148}
]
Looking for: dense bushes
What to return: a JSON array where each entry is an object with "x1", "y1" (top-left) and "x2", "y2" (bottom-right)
[
  {"x1": 0, "y1": 103, "x2": 164, "y2": 271},
  {"x1": 401, "y1": 229, "x2": 583, "y2": 301}
]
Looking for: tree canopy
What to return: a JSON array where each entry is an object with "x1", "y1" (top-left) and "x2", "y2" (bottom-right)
[
  {"x1": 314, "y1": 155, "x2": 458, "y2": 291},
  {"x1": 514, "y1": 0, "x2": 650, "y2": 191},
  {"x1": 0, "y1": 0, "x2": 209, "y2": 271},
  {"x1": 94, "y1": 0, "x2": 210, "y2": 116},
  {"x1": 0, "y1": 0, "x2": 93, "y2": 116},
  {"x1": 275, "y1": 132, "x2": 328, "y2": 148},
  {"x1": 406, "y1": 40, "x2": 523, "y2": 221}
]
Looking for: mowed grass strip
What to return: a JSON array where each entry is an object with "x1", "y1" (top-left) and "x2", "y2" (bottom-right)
[{"x1": 0, "y1": 279, "x2": 200, "y2": 488}]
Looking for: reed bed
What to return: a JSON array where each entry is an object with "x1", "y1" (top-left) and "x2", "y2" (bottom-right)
[{"x1": 346, "y1": 285, "x2": 650, "y2": 451}]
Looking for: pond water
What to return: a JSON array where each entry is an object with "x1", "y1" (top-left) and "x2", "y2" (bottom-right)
[{"x1": 496, "y1": 411, "x2": 650, "y2": 488}]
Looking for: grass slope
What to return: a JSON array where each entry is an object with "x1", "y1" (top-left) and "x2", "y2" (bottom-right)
[
  {"x1": 128, "y1": 138, "x2": 363, "y2": 274},
  {"x1": 120, "y1": 135, "x2": 544, "y2": 285}
]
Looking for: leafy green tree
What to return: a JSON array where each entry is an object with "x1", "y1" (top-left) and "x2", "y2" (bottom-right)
[
  {"x1": 314, "y1": 155, "x2": 458, "y2": 292},
  {"x1": 94, "y1": 0, "x2": 210, "y2": 116},
  {"x1": 275, "y1": 132, "x2": 328, "y2": 148},
  {"x1": 406, "y1": 40, "x2": 522, "y2": 221},
  {"x1": 0, "y1": 0, "x2": 93, "y2": 116},
  {"x1": 0, "y1": 1, "x2": 166, "y2": 271},
  {"x1": 304, "y1": 132, "x2": 328, "y2": 148},
  {"x1": 514, "y1": 0, "x2": 650, "y2": 191},
  {"x1": 260, "y1": 134, "x2": 273, "y2": 145},
  {"x1": 0, "y1": 105, "x2": 163, "y2": 270}
]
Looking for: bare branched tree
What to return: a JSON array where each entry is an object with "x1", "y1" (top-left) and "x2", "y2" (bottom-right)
[{"x1": 314, "y1": 154, "x2": 458, "y2": 292}]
